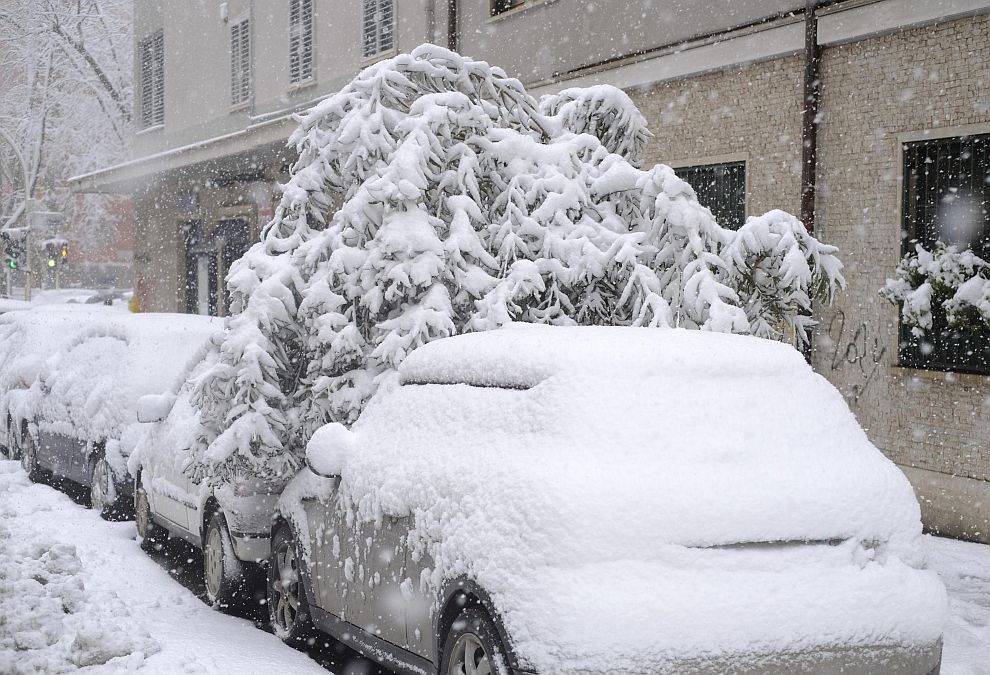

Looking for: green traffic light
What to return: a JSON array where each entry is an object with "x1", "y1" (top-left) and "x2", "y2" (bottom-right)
[
  {"x1": 47, "y1": 258, "x2": 56, "y2": 268},
  {"x1": 4, "y1": 258, "x2": 15, "y2": 270}
]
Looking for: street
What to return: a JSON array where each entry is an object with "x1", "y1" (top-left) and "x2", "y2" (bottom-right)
[{"x1": 2, "y1": 459, "x2": 988, "y2": 674}]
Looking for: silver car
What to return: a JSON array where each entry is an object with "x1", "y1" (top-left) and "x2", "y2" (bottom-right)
[
  {"x1": 268, "y1": 326, "x2": 945, "y2": 675},
  {"x1": 132, "y1": 342, "x2": 285, "y2": 609}
]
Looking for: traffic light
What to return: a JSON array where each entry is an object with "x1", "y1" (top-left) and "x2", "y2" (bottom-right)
[
  {"x1": 44, "y1": 241, "x2": 67, "y2": 268},
  {"x1": 1, "y1": 230, "x2": 25, "y2": 271}
]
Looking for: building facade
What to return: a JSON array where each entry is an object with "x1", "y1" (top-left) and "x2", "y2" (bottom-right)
[{"x1": 73, "y1": 0, "x2": 989, "y2": 542}]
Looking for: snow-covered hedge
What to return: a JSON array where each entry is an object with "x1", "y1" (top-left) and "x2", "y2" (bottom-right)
[
  {"x1": 880, "y1": 241, "x2": 990, "y2": 338},
  {"x1": 192, "y1": 45, "x2": 844, "y2": 482}
]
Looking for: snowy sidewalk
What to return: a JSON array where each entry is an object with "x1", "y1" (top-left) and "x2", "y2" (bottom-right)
[
  {"x1": 1, "y1": 458, "x2": 988, "y2": 674},
  {"x1": 0, "y1": 461, "x2": 328, "y2": 674}
]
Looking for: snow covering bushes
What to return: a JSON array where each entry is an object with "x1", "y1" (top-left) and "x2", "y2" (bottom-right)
[
  {"x1": 881, "y1": 241, "x2": 990, "y2": 338},
  {"x1": 0, "y1": 469, "x2": 159, "y2": 673},
  {"x1": 193, "y1": 44, "x2": 844, "y2": 482}
]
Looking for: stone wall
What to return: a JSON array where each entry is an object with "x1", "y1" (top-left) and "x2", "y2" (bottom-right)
[
  {"x1": 631, "y1": 15, "x2": 990, "y2": 542},
  {"x1": 629, "y1": 55, "x2": 805, "y2": 219},
  {"x1": 813, "y1": 14, "x2": 989, "y2": 540}
]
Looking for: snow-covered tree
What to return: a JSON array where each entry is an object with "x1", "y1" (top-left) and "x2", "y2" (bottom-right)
[
  {"x1": 881, "y1": 241, "x2": 990, "y2": 338},
  {"x1": 192, "y1": 45, "x2": 844, "y2": 483}
]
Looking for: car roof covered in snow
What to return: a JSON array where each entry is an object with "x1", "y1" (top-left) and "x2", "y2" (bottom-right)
[{"x1": 398, "y1": 324, "x2": 809, "y2": 388}]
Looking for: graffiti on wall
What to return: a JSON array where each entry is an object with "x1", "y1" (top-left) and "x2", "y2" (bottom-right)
[{"x1": 825, "y1": 310, "x2": 886, "y2": 406}]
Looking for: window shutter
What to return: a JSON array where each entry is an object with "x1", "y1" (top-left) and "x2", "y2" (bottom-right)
[
  {"x1": 139, "y1": 31, "x2": 165, "y2": 128},
  {"x1": 289, "y1": 0, "x2": 313, "y2": 83},
  {"x1": 363, "y1": 0, "x2": 394, "y2": 59},
  {"x1": 231, "y1": 19, "x2": 251, "y2": 105}
]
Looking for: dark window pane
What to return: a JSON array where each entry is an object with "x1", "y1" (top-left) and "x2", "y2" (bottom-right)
[{"x1": 673, "y1": 161, "x2": 746, "y2": 230}]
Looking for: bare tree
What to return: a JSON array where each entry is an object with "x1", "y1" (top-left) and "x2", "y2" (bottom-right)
[{"x1": 0, "y1": 0, "x2": 131, "y2": 258}]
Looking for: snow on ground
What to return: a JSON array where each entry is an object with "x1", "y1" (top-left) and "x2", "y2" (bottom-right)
[
  {"x1": 1, "y1": 456, "x2": 988, "y2": 674},
  {"x1": 930, "y1": 536, "x2": 990, "y2": 675},
  {"x1": 0, "y1": 461, "x2": 328, "y2": 675}
]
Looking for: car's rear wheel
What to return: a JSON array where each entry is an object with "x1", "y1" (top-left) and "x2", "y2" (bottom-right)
[
  {"x1": 89, "y1": 457, "x2": 112, "y2": 517},
  {"x1": 203, "y1": 511, "x2": 245, "y2": 610},
  {"x1": 441, "y1": 608, "x2": 510, "y2": 675},
  {"x1": 135, "y1": 484, "x2": 166, "y2": 553},
  {"x1": 268, "y1": 523, "x2": 312, "y2": 645},
  {"x1": 20, "y1": 433, "x2": 44, "y2": 482}
]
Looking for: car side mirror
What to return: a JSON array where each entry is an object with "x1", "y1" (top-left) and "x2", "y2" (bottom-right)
[
  {"x1": 305, "y1": 423, "x2": 355, "y2": 478},
  {"x1": 137, "y1": 393, "x2": 176, "y2": 423}
]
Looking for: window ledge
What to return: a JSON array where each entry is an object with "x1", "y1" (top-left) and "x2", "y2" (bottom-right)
[
  {"x1": 135, "y1": 123, "x2": 164, "y2": 136},
  {"x1": 229, "y1": 101, "x2": 251, "y2": 114},
  {"x1": 287, "y1": 77, "x2": 317, "y2": 94},
  {"x1": 886, "y1": 364, "x2": 989, "y2": 386},
  {"x1": 487, "y1": 0, "x2": 558, "y2": 24},
  {"x1": 361, "y1": 48, "x2": 398, "y2": 68}
]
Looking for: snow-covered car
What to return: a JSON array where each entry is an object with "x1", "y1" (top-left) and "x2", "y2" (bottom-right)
[
  {"x1": 130, "y1": 344, "x2": 287, "y2": 609},
  {"x1": 270, "y1": 325, "x2": 946, "y2": 675},
  {"x1": 1, "y1": 305, "x2": 119, "y2": 460},
  {"x1": 14, "y1": 312, "x2": 221, "y2": 519}
]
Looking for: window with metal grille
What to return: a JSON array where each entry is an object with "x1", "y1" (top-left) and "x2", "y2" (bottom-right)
[
  {"x1": 362, "y1": 0, "x2": 394, "y2": 59},
  {"x1": 230, "y1": 18, "x2": 251, "y2": 105},
  {"x1": 673, "y1": 161, "x2": 747, "y2": 230},
  {"x1": 288, "y1": 0, "x2": 313, "y2": 83},
  {"x1": 900, "y1": 134, "x2": 990, "y2": 373},
  {"x1": 139, "y1": 31, "x2": 164, "y2": 128},
  {"x1": 491, "y1": 0, "x2": 523, "y2": 16}
]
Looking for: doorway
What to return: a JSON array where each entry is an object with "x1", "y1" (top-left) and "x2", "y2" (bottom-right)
[{"x1": 183, "y1": 218, "x2": 251, "y2": 316}]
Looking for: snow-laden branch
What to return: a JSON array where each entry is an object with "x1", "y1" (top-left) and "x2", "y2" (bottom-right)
[{"x1": 881, "y1": 241, "x2": 990, "y2": 337}]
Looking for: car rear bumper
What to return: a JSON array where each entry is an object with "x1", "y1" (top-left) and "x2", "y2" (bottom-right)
[{"x1": 653, "y1": 639, "x2": 942, "y2": 675}]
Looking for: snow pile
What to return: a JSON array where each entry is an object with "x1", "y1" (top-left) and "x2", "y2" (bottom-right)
[
  {"x1": 194, "y1": 44, "x2": 843, "y2": 484},
  {"x1": 0, "y1": 471, "x2": 159, "y2": 673},
  {"x1": 881, "y1": 241, "x2": 990, "y2": 337},
  {"x1": 295, "y1": 326, "x2": 946, "y2": 672}
]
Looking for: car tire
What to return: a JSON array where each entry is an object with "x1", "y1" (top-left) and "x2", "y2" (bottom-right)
[
  {"x1": 135, "y1": 484, "x2": 166, "y2": 553},
  {"x1": 20, "y1": 433, "x2": 44, "y2": 482},
  {"x1": 89, "y1": 456, "x2": 114, "y2": 519},
  {"x1": 2, "y1": 419, "x2": 16, "y2": 460},
  {"x1": 203, "y1": 511, "x2": 246, "y2": 610},
  {"x1": 268, "y1": 523, "x2": 313, "y2": 645},
  {"x1": 440, "y1": 607, "x2": 512, "y2": 675}
]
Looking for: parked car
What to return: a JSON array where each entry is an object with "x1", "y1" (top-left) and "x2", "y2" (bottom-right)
[
  {"x1": 12, "y1": 312, "x2": 220, "y2": 519},
  {"x1": 131, "y1": 344, "x2": 287, "y2": 609},
  {"x1": 1, "y1": 305, "x2": 118, "y2": 460},
  {"x1": 270, "y1": 325, "x2": 946, "y2": 675}
]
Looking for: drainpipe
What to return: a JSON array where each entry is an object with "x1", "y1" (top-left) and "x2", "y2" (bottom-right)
[
  {"x1": 447, "y1": 0, "x2": 458, "y2": 51},
  {"x1": 800, "y1": 0, "x2": 823, "y2": 236}
]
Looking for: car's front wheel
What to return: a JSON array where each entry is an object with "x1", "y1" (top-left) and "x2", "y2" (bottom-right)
[
  {"x1": 268, "y1": 523, "x2": 312, "y2": 645},
  {"x1": 135, "y1": 484, "x2": 166, "y2": 553},
  {"x1": 203, "y1": 511, "x2": 246, "y2": 610},
  {"x1": 441, "y1": 608, "x2": 511, "y2": 675},
  {"x1": 2, "y1": 420, "x2": 17, "y2": 460},
  {"x1": 20, "y1": 433, "x2": 44, "y2": 482}
]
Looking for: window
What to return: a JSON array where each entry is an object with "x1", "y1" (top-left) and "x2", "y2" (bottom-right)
[
  {"x1": 673, "y1": 161, "x2": 747, "y2": 230},
  {"x1": 288, "y1": 0, "x2": 313, "y2": 84},
  {"x1": 490, "y1": 0, "x2": 524, "y2": 16},
  {"x1": 230, "y1": 18, "x2": 251, "y2": 106},
  {"x1": 362, "y1": 0, "x2": 394, "y2": 59},
  {"x1": 900, "y1": 133, "x2": 990, "y2": 373},
  {"x1": 138, "y1": 31, "x2": 164, "y2": 128}
]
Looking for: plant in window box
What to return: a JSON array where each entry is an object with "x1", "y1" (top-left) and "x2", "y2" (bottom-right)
[{"x1": 881, "y1": 241, "x2": 990, "y2": 340}]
